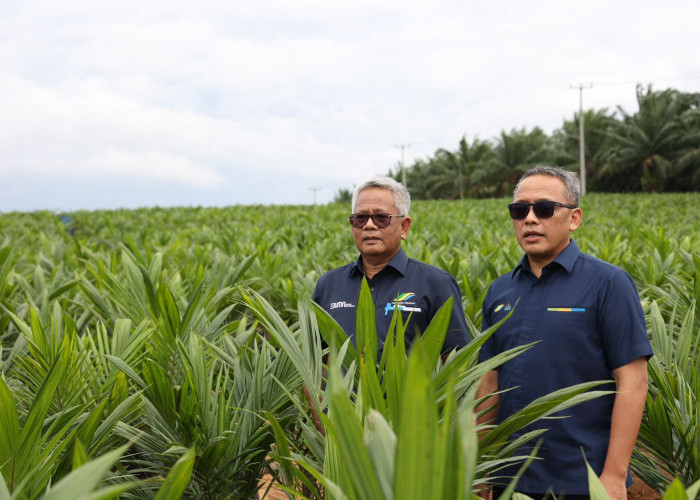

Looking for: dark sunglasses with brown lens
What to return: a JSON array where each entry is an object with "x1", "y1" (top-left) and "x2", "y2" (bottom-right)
[{"x1": 348, "y1": 213, "x2": 403, "y2": 228}]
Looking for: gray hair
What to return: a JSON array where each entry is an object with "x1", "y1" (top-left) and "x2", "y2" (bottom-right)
[
  {"x1": 514, "y1": 165, "x2": 581, "y2": 206},
  {"x1": 352, "y1": 176, "x2": 411, "y2": 215}
]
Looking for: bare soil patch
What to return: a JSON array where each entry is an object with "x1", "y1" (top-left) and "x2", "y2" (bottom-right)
[{"x1": 628, "y1": 472, "x2": 661, "y2": 500}]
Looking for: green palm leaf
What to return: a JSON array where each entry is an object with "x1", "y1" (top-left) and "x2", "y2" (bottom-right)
[
  {"x1": 153, "y1": 448, "x2": 195, "y2": 500},
  {"x1": 40, "y1": 444, "x2": 135, "y2": 500}
]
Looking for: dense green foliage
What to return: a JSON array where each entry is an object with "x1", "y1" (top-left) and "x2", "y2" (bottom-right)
[
  {"x1": 0, "y1": 192, "x2": 698, "y2": 497},
  {"x1": 377, "y1": 85, "x2": 700, "y2": 199}
]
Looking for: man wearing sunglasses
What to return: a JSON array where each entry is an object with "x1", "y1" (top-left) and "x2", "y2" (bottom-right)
[
  {"x1": 313, "y1": 175, "x2": 469, "y2": 361},
  {"x1": 477, "y1": 165, "x2": 652, "y2": 499}
]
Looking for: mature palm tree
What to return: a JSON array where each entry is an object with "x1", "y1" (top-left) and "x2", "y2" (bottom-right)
[
  {"x1": 391, "y1": 86, "x2": 699, "y2": 197},
  {"x1": 550, "y1": 109, "x2": 617, "y2": 191},
  {"x1": 332, "y1": 188, "x2": 353, "y2": 205},
  {"x1": 420, "y1": 136, "x2": 495, "y2": 200},
  {"x1": 666, "y1": 105, "x2": 700, "y2": 191},
  {"x1": 398, "y1": 158, "x2": 437, "y2": 199},
  {"x1": 476, "y1": 127, "x2": 549, "y2": 197},
  {"x1": 601, "y1": 85, "x2": 699, "y2": 193}
]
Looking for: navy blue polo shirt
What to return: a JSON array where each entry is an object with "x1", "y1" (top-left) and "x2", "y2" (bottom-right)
[
  {"x1": 481, "y1": 240, "x2": 653, "y2": 494},
  {"x1": 313, "y1": 248, "x2": 469, "y2": 358}
]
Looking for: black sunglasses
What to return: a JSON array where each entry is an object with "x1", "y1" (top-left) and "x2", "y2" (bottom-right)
[
  {"x1": 508, "y1": 201, "x2": 577, "y2": 220},
  {"x1": 349, "y1": 213, "x2": 403, "y2": 228}
]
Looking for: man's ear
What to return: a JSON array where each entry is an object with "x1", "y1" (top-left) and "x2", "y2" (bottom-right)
[
  {"x1": 401, "y1": 216, "x2": 412, "y2": 240},
  {"x1": 569, "y1": 207, "x2": 583, "y2": 231}
]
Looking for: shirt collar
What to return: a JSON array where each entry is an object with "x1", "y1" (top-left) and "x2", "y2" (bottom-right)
[
  {"x1": 511, "y1": 239, "x2": 580, "y2": 278},
  {"x1": 349, "y1": 247, "x2": 408, "y2": 277}
]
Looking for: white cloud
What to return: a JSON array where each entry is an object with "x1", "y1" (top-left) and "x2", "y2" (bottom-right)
[
  {"x1": 83, "y1": 149, "x2": 224, "y2": 187},
  {"x1": 1, "y1": 0, "x2": 699, "y2": 210}
]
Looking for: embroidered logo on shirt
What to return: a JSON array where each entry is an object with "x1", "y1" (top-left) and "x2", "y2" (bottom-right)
[
  {"x1": 384, "y1": 292, "x2": 422, "y2": 316},
  {"x1": 329, "y1": 301, "x2": 356, "y2": 310},
  {"x1": 494, "y1": 303, "x2": 512, "y2": 313},
  {"x1": 547, "y1": 307, "x2": 586, "y2": 312}
]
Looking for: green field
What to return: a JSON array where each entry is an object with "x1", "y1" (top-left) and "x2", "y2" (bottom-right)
[{"x1": 1, "y1": 193, "x2": 698, "y2": 498}]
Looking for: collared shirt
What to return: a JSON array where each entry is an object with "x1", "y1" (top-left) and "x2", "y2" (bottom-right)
[
  {"x1": 481, "y1": 240, "x2": 653, "y2": 494},
  {"x1": 313, "y1": 248, "x2": 469, "y2": 358}
]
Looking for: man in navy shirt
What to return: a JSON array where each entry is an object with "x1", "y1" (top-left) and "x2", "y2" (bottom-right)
[
  {"x1": 313, "y1": 176, "x2": 469, "y2": 360},
  {"x1": 477, "y1": 165, "x2": 652, "y2": 499}
]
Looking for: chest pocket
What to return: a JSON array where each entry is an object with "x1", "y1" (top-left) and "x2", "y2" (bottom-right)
[{"x1": 542, "y1": 307, "x2": 601, "y2": 361}]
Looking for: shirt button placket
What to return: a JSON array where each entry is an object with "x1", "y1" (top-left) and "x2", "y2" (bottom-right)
[
  {"x1": 512, "y1": 279, "x2": 539, "y2": 411},
  {"x1": 367, "y1": 278, "x2": 376, "y2": 300}
]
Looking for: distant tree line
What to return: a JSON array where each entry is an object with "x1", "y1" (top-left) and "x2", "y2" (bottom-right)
[{"x1": 333, "y1": 85, "x2": 700, "y2": 202}]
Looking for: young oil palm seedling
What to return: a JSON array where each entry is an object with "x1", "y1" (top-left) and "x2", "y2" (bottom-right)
[
  {"x1": 586, "y1": 460, "x2": 700, "y2": 500},
  {"x1": 632, "y1": 300, "x2": 700, "y2": 490},
  {"x1": 103, "y1": 290, "x2": 303, "y2": 498},
  {"x1": 109, "y1": 330, "x2": 301, "y2": 498},
  {"x1": 0, "y1": 304, "x2": 142, "y2": 498}
]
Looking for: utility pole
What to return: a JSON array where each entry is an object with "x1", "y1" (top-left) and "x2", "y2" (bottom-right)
[
  {"x1": 394, "y1": 143, "x2": 412, "y2": 187},
  {"x1": 570, "y1": 83, "x2": 593, "y2": 196},
  {"x1": 309, "y1": 186, "x2": 321, "y2": 205}
]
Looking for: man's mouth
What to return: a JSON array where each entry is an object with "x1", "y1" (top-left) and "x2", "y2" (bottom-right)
[{"x1": 523, "y1": 231, "x2": 543, "y2": 241}]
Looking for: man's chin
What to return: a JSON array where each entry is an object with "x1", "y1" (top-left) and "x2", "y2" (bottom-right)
[
  {"x1": 519, "y1": 240, "x2": 545, "y2": 253},
  {"x1": 360, "y1": 242, "x2": 384, "y2": 252},
  {"x1": 361, "y1": 248, "x2": 385, "y2": 256}
]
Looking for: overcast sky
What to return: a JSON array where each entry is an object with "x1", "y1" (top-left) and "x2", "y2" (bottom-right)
[{"x1": 2, "y1": 0, "x2": 699, "y2": 212}]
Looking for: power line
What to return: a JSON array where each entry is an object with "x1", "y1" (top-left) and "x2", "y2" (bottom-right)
[{"x1": 593, "y1": 75, "x2": 700, "y2": 86}]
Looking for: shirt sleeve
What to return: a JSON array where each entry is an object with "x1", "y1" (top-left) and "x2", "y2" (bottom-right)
[
  {"x1": 599, "y1": 269, "x2": 653, "y2": 370},
  {"x1": 311, "y1": 275, "x2": 331, "y2": 349},
  {"x1": 479, "y1": 284, "x2": 498, "y2": 361},
  {"x1": 312, "y1": 277, "x2": 322, "y2": 305},
  {"x1": 440, "y1": 273, "x2": 471, "y2": 353}
]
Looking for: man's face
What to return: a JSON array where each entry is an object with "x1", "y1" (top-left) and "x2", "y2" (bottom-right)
[
  {"x1": 351, "y1": 187, "x2": 411, "y2": 263},
  {"x1": 512, "y1": 175, "x2": 582, "y2": 265}
]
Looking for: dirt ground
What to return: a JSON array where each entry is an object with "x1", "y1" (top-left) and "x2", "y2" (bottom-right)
[
  {"x1": 257, "y1": 473, "x2": 288, "y2": 500},
  {"x1": 257, "y1": 470, "x2": 663, "y2": 499},
  {"x1": 628, "y1": 472, "x2": 662, "y2": 500}
]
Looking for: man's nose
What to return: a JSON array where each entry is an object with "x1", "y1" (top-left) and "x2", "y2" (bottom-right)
[
  {"x1": 363, "y1": 214, "x2": 379, "y2": 228},
  {"x1": 523, "y1": 205, "x2": 539, "y2": 222}
]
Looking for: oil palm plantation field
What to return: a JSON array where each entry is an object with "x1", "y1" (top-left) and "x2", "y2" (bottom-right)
[{"x1": 0, "y1": 192, "x2": 698, "y2": 498}]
